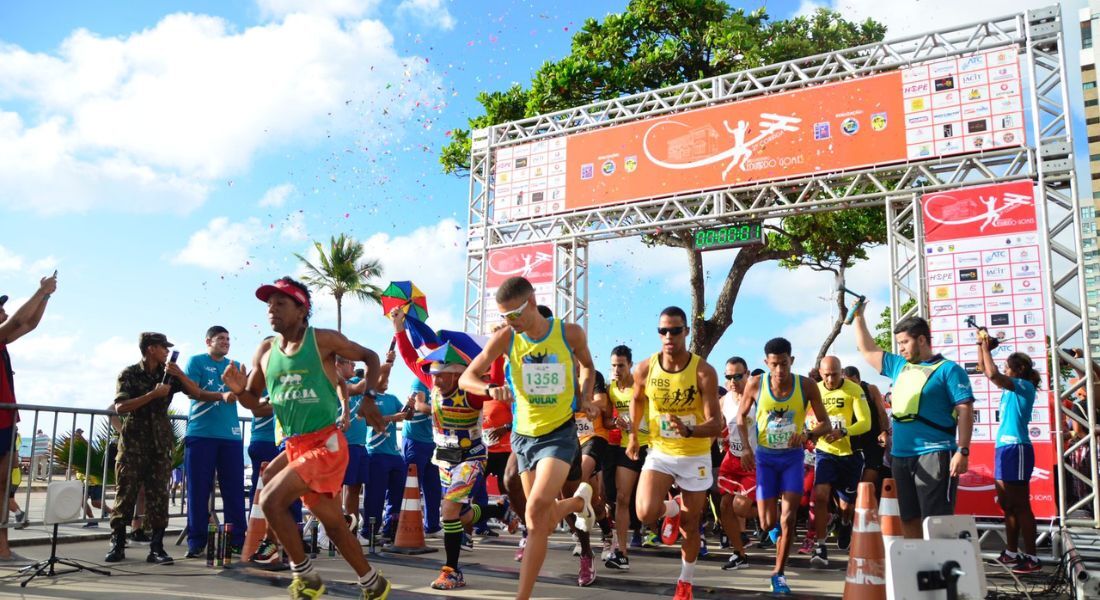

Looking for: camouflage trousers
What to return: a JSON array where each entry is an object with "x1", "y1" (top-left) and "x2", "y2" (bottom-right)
[{"x1": 109, "y1": 445, "x2": 172, "y2": 532}]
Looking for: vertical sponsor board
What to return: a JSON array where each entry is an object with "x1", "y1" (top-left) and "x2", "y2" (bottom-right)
[
  {"x1": 482, "y1": 243, "x2": 556, "y2": 334},
  {"x1": 921, "y1": 180, "x2": 1056, "y2": 519}
]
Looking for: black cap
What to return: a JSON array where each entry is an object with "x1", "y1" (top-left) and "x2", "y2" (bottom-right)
[
  {"x1": 139, "y1": 332, "x2": 174, "y2": 352},
  {"x1": 0, "y1": 295, "x2": 7, "y2": 307}
]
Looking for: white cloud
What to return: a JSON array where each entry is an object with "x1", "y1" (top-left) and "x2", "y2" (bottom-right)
[
  {"x1": 0, "y1": 11, "x2": 441, "y2": 215},
  {"x1": 396, "y1": 0, "x2": 456, "y2": 30},
  {"x1": 173, "y1": 216, "x2": 268, "y2": 270},
  {"x1": 281, "y1": 211, "x2": 309, "y2": 242},
  {"x1": 742, "y1": 245, "x2": 891, "y2": 317},
  {"x1": 258, "y1": 183, "x2": 295, "y2": 208},
  {"x1": 795, "y1": 0, "x2": 827, "y2": 18},
  {"x1": 257, "y1": 0, "x2": 381, "y2": 20}
]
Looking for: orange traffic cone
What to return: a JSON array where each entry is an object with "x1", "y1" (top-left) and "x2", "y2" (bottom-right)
[
  {"x1": 843, "y1": 482, "x2": 886, "y2": 600},
  {"x1": 241, "y1": 461, "x2": 269, "y2": 560},
  {"x1": 382, "y1": 464, "x2": 437, "y2": 555},
  {"x1": 879, "y1": 478, "x2": 903, "y2": 549}
]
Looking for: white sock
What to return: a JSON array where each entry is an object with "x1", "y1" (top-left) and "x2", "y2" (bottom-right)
[
  {"x1": 664, "y1": 499, "x2": 680, "y2": 519},
  {"x1": 358, "y1": 565, "x2": 378, "y2": 587},
  {"x1": 679, "y1": 559, "x2": 696, "y2": 583},
  {"x1": 1004, "y1": 550, "x2": 1018, "y2": 559}
]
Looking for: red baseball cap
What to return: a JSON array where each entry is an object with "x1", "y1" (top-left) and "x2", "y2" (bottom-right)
[{"x1": 255, "y1": 279, "x2": 310, "y2": 310}]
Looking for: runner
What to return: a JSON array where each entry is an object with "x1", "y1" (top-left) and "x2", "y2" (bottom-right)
[
  {"x1": 459, "y1": 276, "x2": 598, "y2": 600},
  {"x1": 716, "y1": 356, "x2": 755, "y2": 571},
  {"x1": 221, "y1": 276, "x2": 391, "y2": 600},
  {"x1": 560, "y1": 368, "x2": 611, "y2": 584},
  {"x1": 808, "y1": 356, "x2": 871, "y2": 568},
  {"x1": 337, "y1": 357, "x2": 370, "y2": 539},
  {"x1": 738, "y1": 337, "x2": 831, "y2": 595},
  {"x1": 388, "y1": 308, "x2": 519, "y2": 589},
  {"x1": 842, "y1": 366, "x2": 890, "y2": 488},
  {"x1": 604, "y1": 345, "x2": 647, "y2": 570},
  {"x1": 628, "y1": 306, "x2": 721, "y2": 600}
]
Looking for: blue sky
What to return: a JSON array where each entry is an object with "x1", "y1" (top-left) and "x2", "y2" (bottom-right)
[{"x1": 0, "y1": 0, "x2": 1085, "y2": 436}]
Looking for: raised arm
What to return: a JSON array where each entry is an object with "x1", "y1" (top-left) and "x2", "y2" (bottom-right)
[
  {"x1": 388, "y1": 309, "x2": 432, "y2": 387},
  {"x1": 0, "y1": 273, "x2": 57, "y2": 344},
  {"x1": 977, "y1": 337, "x2": 1015, "y2": 391},
  {"x1": 851, "y1": 301, "x2": 884, "y2": 375},
  {"x1": 626, "y1": 360, "x2": 651, "y2": 460},
  {"x1": 460, "y1": 327, "x2": 512, "y2": 401}
]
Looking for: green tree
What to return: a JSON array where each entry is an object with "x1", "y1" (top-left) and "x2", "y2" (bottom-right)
[
  {"x1": 873, "y1": 298, "x2": 918, "y2": 351},
  {"x1": 295, "y1": 234, "x2": 384, "y2": 332}
]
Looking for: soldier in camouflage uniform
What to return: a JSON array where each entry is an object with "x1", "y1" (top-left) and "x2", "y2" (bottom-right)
[{"x1": 106, "y1": 332, "x2": 205, "y2": 565}]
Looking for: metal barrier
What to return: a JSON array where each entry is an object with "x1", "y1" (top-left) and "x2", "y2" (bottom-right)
[{"x1": 0, "y1": 403, "x2": 258, "y2": 533}]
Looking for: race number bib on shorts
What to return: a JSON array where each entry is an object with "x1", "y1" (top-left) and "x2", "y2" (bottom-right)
[
  {"x1": 523, "y1": 364, "x2": 566, "y2": 395},
  {"x1": 764, "y1": 419, "x2": 796, "y2": 448},
  {"x1": 576, "y1": 417, "x2": 594, "y2": 437},
  {"x1": 658, "y1": 413, "x2": 697, "y2": 438}
]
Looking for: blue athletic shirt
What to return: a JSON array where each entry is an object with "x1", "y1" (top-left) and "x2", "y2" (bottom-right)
[
  {"x1": 340, "y1": 376, "x2": 367, "y2": 446},
  {"x1": 402, "y1": 379, "x2": 435, "y2": 444},
  {"x1": 881, "y1": 352, "x2": 974, "y2": 457},
  {"x1": 996, "y1": 378, "x2": 1036, "y2": 447},
  {"x1": 250, "y1": 413, "x2": 275, "y2": 443},
  {"x1": 367, "y1": 393, "x2": 402, "y2": 456},
  {"x1": 185, "y1": 353, "x2": 242, "y2": 441}
]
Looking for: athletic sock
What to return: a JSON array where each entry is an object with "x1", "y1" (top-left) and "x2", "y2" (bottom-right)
[
  {"x1": 664, "y1": 499, "x2": 681, "y2": 520},
  {"x1": 443, "y1": 519, "x2": 464, "y2": 569},
  {"x1": 470, "y1": 504, "x2": 482, "y2": 524},
  {"x1": 1003, "y1": 550, "x2": 1018, "y2": 559},
  {"x1": 679, "y1": 559, "x2": 696, "y2": 584},
  {"x1": 290, "y1": 558, "x2": 318, "y2": 580},
  {"x1": 597, "y1": 518, "x2": 612, "y2": 538},
  {"x1": 357, "y1": 566, "x2": 379, "y2": 588}
]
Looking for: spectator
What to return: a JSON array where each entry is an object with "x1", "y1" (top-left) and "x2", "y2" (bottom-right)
[
  {"x1": 852, "y1": 308, "x2": 975, "y2": 539},
  {"x1": 362, "y1": 363, "x2": 406, "y2": 542},
  {"x1": 0, "y1": 272, "x2": 57, "y2": 564},
  {"x1": 31, "y1": 429, "x2": 50, "y2": 480}
]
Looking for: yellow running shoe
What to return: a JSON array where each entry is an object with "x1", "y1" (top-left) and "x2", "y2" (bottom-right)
[
  {"x1": 360, "y1": 571, "x2": 391, "y2": 600},
  {"x1": 288, "y1": 575, "x2": 325, "y2": 599}
]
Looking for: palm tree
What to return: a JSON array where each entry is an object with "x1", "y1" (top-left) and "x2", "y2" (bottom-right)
[{"x1": 295, "y1": 234, "x2": 384, "y2": 331}]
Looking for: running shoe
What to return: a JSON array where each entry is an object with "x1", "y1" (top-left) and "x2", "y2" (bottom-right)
[
  {"x1": 461, "y1": 533, "x2": 474, "y2": 551},
  {"x1": 698, "y1": 537, "x2": 709, "y2": 558},
  {"x1": 810, "y1": 544, "x2": 829, "y2": 568},
  {"x1": 578, "y1": 555, "x2": 596, "y2": 587},
  {"x1": 425, "y1": 528, "x2": 443, "y2": 539},
  {"x1": 250, "y1": 538, "x2": 282, "y2": 566},
  {"x1": 605, "y1": 550, "x2": 630, "y2": 570},
  {"x1": 476, "y1": 526, "x2": 499, "y2": 538},
  {"x1": 288, "y1": 575, "x2": 326, "y2": 599},
  {"x1": 131, "y1": 529, "x2": 151, "y2": 543},
  {"x1": 797, "y1": 534, "x2": 816, "y2": 555},
  {"x1": 600, "y1": 537, "x2": 614, "y2": 561},
  {"x1": 771, "y1": 573, "x2": 792, "y2": 594},
  {"x1": 572, "y1": 482, "x2": 596, "y2": 532},
  {"x1": 514, "y1": 536, "x2": 526, "y2": 562},
  {"x1": 672, "y1": 579, "x2": 693, "y2": 600},
  {"x1": 572, "y1": 543, "x2": 582, "y2": 557},
  {"x1": 722, "y1": 551, "x2": 749, "y2": 570},
  {"x1": 642, "y1": 531, "x2": 660, "y2": 548},
  {"x1": 630, "y1": 530, "x2": 643, "y2": 548},
  {"x1": 995, "y1": 550, "x2": 1019, "y2": 565},
  {"x1": 768, "y1": 527, "x2": 781, "y2": 545},
  {"x1": 836, "y1": 520, "x2": 853, "y2": 551},
  {"x1": 360, "y1": 572, "x2": 392, "y2": 600},
  {"x1": 501, "y1": 502, "x2": 521, "y2": 534},
  {"x1": 430, "y1": 566, "x2": 466, "y2": 590},
  {"x1": 1012, "y1": 556, "x2": 1041, "y2": 574},
  {"x1": 755, "y1": 529, "x2": 773, "y2": 550},
  {"x1": 741, "y1": 532, "x2": 752, "y2": 549},
  {"x1": 83, "y1": 521, "x2": 99, "y2": 529}
]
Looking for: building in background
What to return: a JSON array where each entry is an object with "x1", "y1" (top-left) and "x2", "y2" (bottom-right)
[{"x1": 1079, "y1": 3, "x2": 1100, "y2": 357}]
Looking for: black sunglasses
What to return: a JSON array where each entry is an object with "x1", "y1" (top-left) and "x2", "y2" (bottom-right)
[
  {"x1": 725, "y1": 373, "x2": 745, "y2": 381},
  {"x1": 657, "y1": 326, "x2": 687, "y2": 336}
]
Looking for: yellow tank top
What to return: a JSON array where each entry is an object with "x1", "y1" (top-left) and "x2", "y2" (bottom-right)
[
  {"x1": 755, "y1": 374, "x2": 808, "y2": 450},
  {"x1": 506, "y1": 318, "x2": 576, "y2": 437},
  {"x1": 645, "y1": 353, "x2": 710, "y2": 457},
  {"x1": 609, "y1": 379, "x2": 649, "y2": 448}
]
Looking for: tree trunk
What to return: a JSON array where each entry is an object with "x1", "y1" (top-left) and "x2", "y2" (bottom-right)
[
  {"x1": 335, "y1": 293, "x2": 343, "y2": 333},
  {"x1": 816, "y1": 285, "x2": 849, "y2": 369}
]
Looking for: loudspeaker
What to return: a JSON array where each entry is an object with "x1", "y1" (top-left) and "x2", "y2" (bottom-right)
[{"x1": 43, "y1": 481, "x2": 84, "y2": 525}]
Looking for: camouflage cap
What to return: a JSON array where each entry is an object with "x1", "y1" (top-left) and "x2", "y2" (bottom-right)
[{"x1": 139, "y1": 332, "x2": 174, "y2": 352}]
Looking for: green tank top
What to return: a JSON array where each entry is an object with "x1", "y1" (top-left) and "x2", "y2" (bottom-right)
[{"x1": 265, "y1": 327, "x2": 340, "y2": 437}]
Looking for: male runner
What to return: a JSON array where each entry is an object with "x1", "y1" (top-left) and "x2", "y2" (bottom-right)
[
  {"x1": 221, "y1": 276, "x2": 390, "y2": 600},
  {"x1": 716, "y1": 356, "x2": 755, "y2": 570},
  {"x1": 604, "y1": 345, "x2": 646, "y2": 570},
  {"x1": 808, "y1": 356, "x2": 871, "y2": 568},
  {"x1": 738, "y1": 338, "x2": 830, "y2": 595},
  {"x1": 459, "y1": 276, "x2": 598, "y2": 600},
  {"x1": 389, "y1": 308, "x2": 518, "y2": 589},
  {"x1": 628, "y1": 307, "x2": 721, "y2": 600},
  {"x1": 563, "y1": 368, "x2": 611, "y2": 584},
  {"x1": 842, "y1": 366, "x2": 890, "y2": 488}
]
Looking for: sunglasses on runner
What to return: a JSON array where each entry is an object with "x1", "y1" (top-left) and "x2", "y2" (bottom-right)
[
  {"x1": 657, "y1": 326, "x2": 686, "y2": 336},
  {"x1": 725, "y1": 373, "x2": 745, "y2": 381},
  {"x1": 501, "y1": 299, "x2": 529, "y2": 321}
]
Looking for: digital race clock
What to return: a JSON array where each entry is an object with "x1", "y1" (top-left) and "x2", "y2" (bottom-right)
[{"x1": 692, "y1": 222, "x2": 765, "y2": 251}]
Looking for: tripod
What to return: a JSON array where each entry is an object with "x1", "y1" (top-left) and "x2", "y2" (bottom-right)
[{"x1": 19, "y1": 523, "x2": 111, "y2": 586}]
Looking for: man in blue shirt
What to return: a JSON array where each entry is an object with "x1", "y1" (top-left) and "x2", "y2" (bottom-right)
[
  {"x1": 363, "y1": 364, "x2": 406, "y2": 542},
  {"x1": 183, "y1": 326, "x2": 247, "y2": 557},
  {"x1": 852, "y1": 308, "x2": 974, "y2": 539},
  {"x1": 338, "y1": 358, "x2": 370, "y2": 537},
  {"x1": 404, "y1": 378, "x2": 441, "y2": 536}
]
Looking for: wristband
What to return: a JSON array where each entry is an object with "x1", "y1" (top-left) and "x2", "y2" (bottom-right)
[{"x1": 684, "y1": 425, "x2": 695, "y2": 438}]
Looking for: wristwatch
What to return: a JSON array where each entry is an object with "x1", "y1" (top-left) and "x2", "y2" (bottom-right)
[{"x1": 958, "y1": 447, "x2": 970, "y2": 457}]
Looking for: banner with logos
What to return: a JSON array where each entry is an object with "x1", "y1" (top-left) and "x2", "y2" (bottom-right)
[
  {"x1": 482, "y1": 243, "x2": 555, "y2": 334},
  {"x1": 491, "y1": 46, "x2": 1024, "y2": 222},
  {"x1": 921, "y1": 179, "x2": 1056, "y2": 519}
]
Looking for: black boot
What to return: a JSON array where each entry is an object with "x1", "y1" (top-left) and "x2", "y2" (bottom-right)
[
  {"x1": 105, "y1": 528, "x2": 127, "y2": 562},
  {"x1": 147, "y1": 529, "x2": 174, "y2": 565}
]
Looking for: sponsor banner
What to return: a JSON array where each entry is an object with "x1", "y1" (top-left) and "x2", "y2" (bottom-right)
[
  {"x1": 921, "y1": 180, "x2": 1055, "y2": 519},
  {"x1": 482, "y1": 243, "x2": 555, "y2": 334},
  {"x1": 490, "y1": 46, "x2": 1024, "y2": 221}
]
